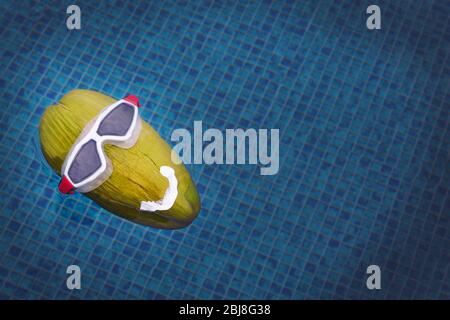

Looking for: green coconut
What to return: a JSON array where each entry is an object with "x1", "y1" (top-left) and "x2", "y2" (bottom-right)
[{"x1": 39, "y1": 89, "x2": 200, "y2": 229}]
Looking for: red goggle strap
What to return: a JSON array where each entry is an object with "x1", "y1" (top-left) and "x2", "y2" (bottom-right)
[
  {"x1": 123, "y1": 94, "x2": 141, "y2": 107},
  {"x1": 58, "y1": 176, "x2": 74, "y2": 194}
]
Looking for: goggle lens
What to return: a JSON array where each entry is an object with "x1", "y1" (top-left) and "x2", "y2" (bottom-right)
[
  {"x1": 68, "y1": 139, "x2": 102, "y2": 184},
  {"x1": 97, "y1": 103, "x2": 135, "y2": 137}
]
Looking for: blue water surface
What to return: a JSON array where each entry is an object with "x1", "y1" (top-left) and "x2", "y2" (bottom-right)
[{"x1": 0, "y1": 0, "x2": 449, "y2": 299}]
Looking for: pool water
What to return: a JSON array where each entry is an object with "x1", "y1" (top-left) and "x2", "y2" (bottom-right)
[{"x1": 0, "y1": 0, "x2": 449, "y2": 299}]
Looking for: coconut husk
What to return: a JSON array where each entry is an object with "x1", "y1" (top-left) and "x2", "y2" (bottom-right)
[{"x1": 39, "y1": 89, "x2": 200, "y2": 229}]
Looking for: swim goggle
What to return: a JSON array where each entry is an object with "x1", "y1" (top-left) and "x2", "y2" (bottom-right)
[{"x1": 58, "y1": 95, "x2": 142, "y2": 194}]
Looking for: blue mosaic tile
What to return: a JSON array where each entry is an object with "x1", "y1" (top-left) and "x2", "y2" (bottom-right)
[{"x1": 0, "y1": 0, "x2": 449, "y2": 299}]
